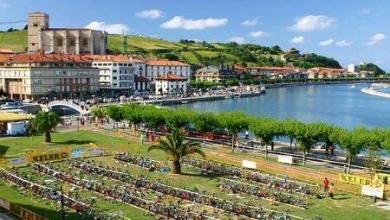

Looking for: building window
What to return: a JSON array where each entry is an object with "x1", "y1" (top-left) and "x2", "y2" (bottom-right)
[
  {"x1": 82, "y1": 38, "x2": 88, "y2": 47},
  {"x1": 33, "y1": 23, "x2": 38, "y2": 27},
  {"x1": 69, "y1": 38, "x2": 76, "y2": 47},
  {"x1": 56, "y1": 38, "x2": 63, "y2": 47}
]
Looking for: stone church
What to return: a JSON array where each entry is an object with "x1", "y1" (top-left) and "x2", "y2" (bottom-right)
[{"x1": 27, "y1": 12, "x2": 107, "y2": 55}]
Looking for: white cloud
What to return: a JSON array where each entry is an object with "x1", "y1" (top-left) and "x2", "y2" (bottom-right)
[
  {"x1": 358, "y1": 9, "x2": 371, "y2": 16},
  {"x1": 366, "y1": 33, "x2": 386, "y2": 45},
  {"x1": 161, "y1": 16, "x2": 228, "y2": 30},
  {"x1": 136, "y1": 9, "x2": 163, "y2": 19},
  {"x1": 227, "y1": 36, "x2": 245, "y2": 44},
  {"x1": 319, "y1": 39, "x2": 334, "y2": 46},
  {"x1": 241, "y1": 18, "x2": 259, "y2": 26},
  {"x1": 249, "y1": 30, "x2": 266, "y2": 38},
  {"x1": 85, "y1": 21, "x2": 129, "y2": 34},
  {"x1": 335, "y1": 40, "x2": 353, "y2": 47},
  {"x1": 290, "y1": 36, "x2": 305, "y2": 44},
  {"x1": 291, "y1": 15, "x2": 335, "y2": 32}
]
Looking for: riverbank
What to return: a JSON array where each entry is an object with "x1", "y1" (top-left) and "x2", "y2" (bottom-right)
[{"x1": 137, "y1": 90, "x2": 266, "y2": 106}]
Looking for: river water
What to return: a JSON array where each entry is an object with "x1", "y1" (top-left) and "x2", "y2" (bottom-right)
[{"x1": 175, "y1": 83, "x2": 390, "y2": 129}]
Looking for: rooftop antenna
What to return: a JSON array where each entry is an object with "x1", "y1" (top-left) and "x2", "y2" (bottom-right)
[{"x1": 123, "y1": 30, "x2": 128, "y2": 55}]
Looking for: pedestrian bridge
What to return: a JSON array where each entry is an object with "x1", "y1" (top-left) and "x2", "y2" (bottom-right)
[{"x1": 47, "y1": 100, "x2": 88, "y2": 115}]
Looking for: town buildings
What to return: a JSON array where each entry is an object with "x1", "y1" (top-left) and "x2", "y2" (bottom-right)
[
  {"x1": 0, "y1": 53, "x2": 99, "y2": 100},
  {"x1": 28, "y1": 12, "x2": 107, "y2": 55},
  {"x1": 194, "y1": 65, "x2": 237, "y2": 83},
  {"x1": 245, "y1": 66, "x2": 307, "y2": 80},
  {"x1": 144, "y1": 60, "x2": 191, "y2": 82},
  {"x1": 155, "y1": 74, "x2": 187, "y2": 96},
  {"x1": 87, "y1": 55, "x2": 135, "y2": 94},
  {"x1": 307, "y1": 67, "x2": 347, "y2": 79}
]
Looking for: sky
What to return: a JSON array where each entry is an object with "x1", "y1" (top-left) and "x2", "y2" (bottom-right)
[{"x1": 0, "y1": 0, "x2": 389, "y2": 70}]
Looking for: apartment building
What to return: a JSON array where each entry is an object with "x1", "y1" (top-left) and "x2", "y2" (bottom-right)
[
  {"x1": 155, "y1": 74, "x2": 187, "y2": 96},
  {"x1": 0, "y1": 53, "x2": 99, "y2": 100},
  {"x1": 88, "y1": 55, "x2": 135, "y2": 93},
  {"x1": 145, "y1": 60, "x2": 191, "y2": 82}
]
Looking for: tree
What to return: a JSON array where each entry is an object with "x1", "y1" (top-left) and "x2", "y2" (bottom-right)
[
  {"x1": 334, "y1": 128, "x2": 365, "y2": 172},
  {"x1": 219, "y1": 112, "x2": 249, "y2": 152},
  {"x1": 90, "y1": 106, "x2": 106, "y2": 125},
  {"x1": 148, "y1": 129, "x2": 205, "y2": 174},
  {"x1": 282, "y1": 119, "x2": 304, "y2": 149},
  {"x1": 295, "y1": 123, "x2": 319, "y2": 165},
  {"x1": 250, "y1": 118, "x2": 281, "y2": 158},
  {"x1": 142, "y1": 106, "x2": 167, "y2": 130},
  {"x1": 123, "y1": 104, "x2": 144, "y2": 134},
  {"x1": 166, "y1": 108, "x2": 194, "y2": 131},
  {"x1": 32, "y1": 111, "x2": 63, "y2": 143},
  {"x1": 106, "y1": 105, "x2": 125, "y2": 132},
  {"x1": 193, "y1": 112, "x2": 220, "y2": 135}
]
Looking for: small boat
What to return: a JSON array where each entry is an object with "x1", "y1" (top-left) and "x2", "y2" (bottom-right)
[
  {"x1": 350, "y1": 85, "x2": 356, "y2": 88},
  {"x1": 224, "y1": 95, "x2": 233, "y2": 99},
  {"x1": 181, "y1": 100, "x2": 189, "y2": 104}
]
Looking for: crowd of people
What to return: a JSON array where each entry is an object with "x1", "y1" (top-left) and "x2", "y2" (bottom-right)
[
  {"x1": 68, "y1": 159, "x2": 292, "y2": 220},
  {"x1": 183, "y1": 158, "x2": 321, "y2": 197}
]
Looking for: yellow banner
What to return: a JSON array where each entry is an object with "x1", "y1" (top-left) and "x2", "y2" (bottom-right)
[
  {"x1": 25, "y1": 148, "x2": 71, "y2": 163},
  {"x1": 338, "y1": 173, "x2": 372, "y2": 186},
  {"x1": 375, "y1": 173, "x2": 390, "y2": 184}
]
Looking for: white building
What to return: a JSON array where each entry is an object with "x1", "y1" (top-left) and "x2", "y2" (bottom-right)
[
  {"x1": 145, "y1": 60, "x2": 191, "y2": 82},
  {"x1": 347, "y1": 64, "x2": 356, "y2": 73},
  {"x1": 88, "y1": 55, "x2": 135, "y2": 94},
  {"x1": 155, "y1": 74, "x2": 187, "y2": 96}
]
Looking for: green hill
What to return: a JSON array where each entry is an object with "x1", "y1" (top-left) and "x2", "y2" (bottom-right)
[
  {"x1": 0, "y1": 30, "x2": 341, "y2": 68},
  {"x1": 0, "y1": 30, "x2": 27, "y2": 52}
]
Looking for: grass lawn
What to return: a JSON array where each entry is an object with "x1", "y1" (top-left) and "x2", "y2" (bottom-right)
[
  {"x1": 0, "y1": 30, "x2": 27, "y2": 52},
  {"x1": 0, "y1": 130, "x2": 389, "y2": 220}
]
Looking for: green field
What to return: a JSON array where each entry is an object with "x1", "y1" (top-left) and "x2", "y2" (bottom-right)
[
  {"x1": 0, "y1": 130, "x2": 388, "y2": 220},
  {"x1": 0, "y1": 30, "x2": 27, "y2": 52}
]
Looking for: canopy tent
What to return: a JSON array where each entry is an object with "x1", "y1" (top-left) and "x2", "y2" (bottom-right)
[{"x1": 0, "y1": 112, "x2": 32, "y2": 123}]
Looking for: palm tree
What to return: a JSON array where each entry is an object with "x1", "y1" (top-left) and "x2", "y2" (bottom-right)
[
  {"x1": 32, "y1": 110, "x2": 63, "y2": 143},
  {"x1": 148, "y1": 129, "x2": 205, "y2": 174}
]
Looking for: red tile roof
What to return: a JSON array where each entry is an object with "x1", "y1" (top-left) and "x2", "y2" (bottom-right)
[
  {"x1": 308, "y1": 67, "x2": 345, "y2": 75},
  {"x1": 134, "y1": 75, "x2": 150, "y2": 83},
  {"x1": 146, "y1": 59, "x2": 189, "y2": 67},
  {"x1": 0, "y1": 48, "x2": 14, "y2": 54},
  {"x1": 156, "y1": 73, "x2": 186, "y2": 81},
  {"x1": 4, "y1": 53, "x2": 91, "y2": 64}
]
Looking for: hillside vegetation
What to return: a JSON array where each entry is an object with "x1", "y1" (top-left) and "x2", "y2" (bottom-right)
[{"x1": 0, "y1": 30, "x2": 342, "y2": 68}]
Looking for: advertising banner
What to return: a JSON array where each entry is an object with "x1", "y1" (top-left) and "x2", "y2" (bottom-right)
[
  {"x1": 86, "y1": 148, "x2": 104, "y2": 157},
  {"x1": 361, "y1": 185, "x2": 384, "y2": 198},
  {"x1": 242, "y1": 160, "x2": 257, "y2": 169},
  {"x1": 8, "y1": 156, "x2": 28, "y2": 167},
  {"x1": 338, "y1": 173, "x2": 372, "y2": 186},
  {"x1": 71, "y1": 147, "x2": 84, "y2": 159},
  {"x1": 278, "y1": 155, "x2": 294, "y2": 164}
]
